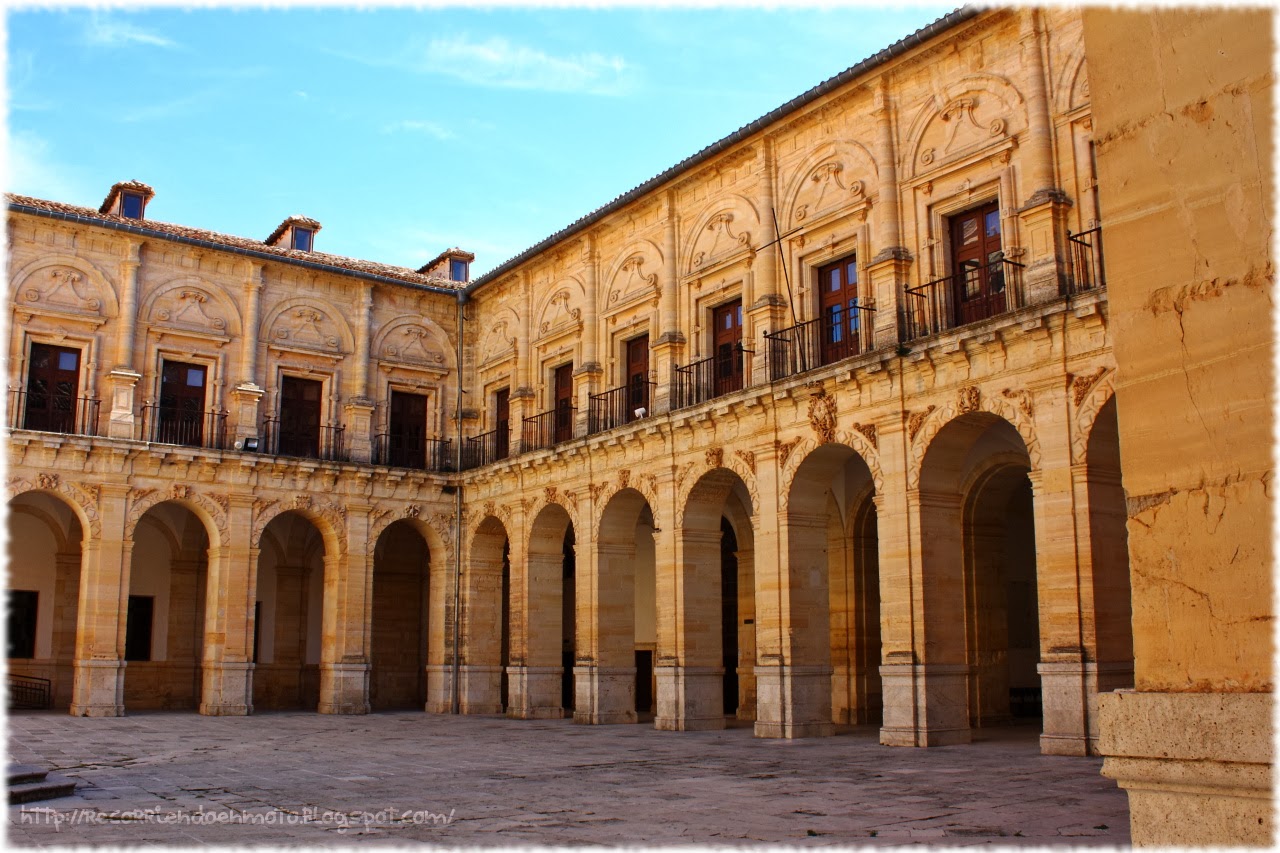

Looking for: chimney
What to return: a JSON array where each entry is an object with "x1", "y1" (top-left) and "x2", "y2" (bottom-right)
[
  {"x1": 100, "y1": 180, "x2": 155, "y2": 220},
  {"x1": 266, "y1": 215, "x2": 322, "y2": 252}
]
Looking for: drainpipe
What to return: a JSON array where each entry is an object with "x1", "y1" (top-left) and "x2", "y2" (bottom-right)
[{"x1": 451, "y1": 290, "x2": 467, "y2": 714}]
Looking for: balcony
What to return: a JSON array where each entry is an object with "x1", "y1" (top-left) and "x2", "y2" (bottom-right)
[
  {"x1": 522, "y1": 403, "x2": 574, "y2": 453},
  {"x1": 588, "y1": 381, "x2": 655, "y2": 435},
  {"x1": 7, "y1": 389, "x2": 101, "y2": 437},
  {"x1": 139, "y1": 403, "x2": 228, "y2": 450},
  {"x1": 261, "y1": 417, "x2": 347, "y2": 462},
  {"x1": 372, "y1": 434, "x2": 454, "y2": 472},
  {"x1": 672, "y1": 349, "x2": 744, "y2": 411},
  {"x1": 765, "y1": 306, "x2": 871, "y2": 383},
  {"x1": 461, "y1": 427, "x2": 510, "y2": 470},
  {"x1": 900, "y1": 256, "x2": 1026, "y2": 342},
  {"x1": 1067, "y1": 225, "x2": 1106, "y2": 294}
]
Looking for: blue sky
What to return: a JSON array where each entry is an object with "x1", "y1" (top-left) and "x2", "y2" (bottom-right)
[{"x1": 8, "y1": 6, "x2": 952, "y2": 277}]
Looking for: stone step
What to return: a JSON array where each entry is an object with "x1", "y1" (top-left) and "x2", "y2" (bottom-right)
[
  {"x1": 7, "y1": 764, "x2": 48, "y2": 786},
  {"x1": 7, "y1": 765, "x2": 77, "y2": 804}
]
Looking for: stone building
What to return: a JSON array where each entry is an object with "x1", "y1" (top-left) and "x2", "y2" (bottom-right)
[{"x1": 5, "y1": 6, "x2": 1272, "y2": 845}]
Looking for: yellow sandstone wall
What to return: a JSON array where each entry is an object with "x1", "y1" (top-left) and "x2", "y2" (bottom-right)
[{"x1": 1082, "y1": 9, "x2": 1274, "y2": 846}]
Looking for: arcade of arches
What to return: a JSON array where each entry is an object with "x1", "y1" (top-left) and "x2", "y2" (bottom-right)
[{"x1": 7, "y1": 394, "x2": 1132, "y2": 757}]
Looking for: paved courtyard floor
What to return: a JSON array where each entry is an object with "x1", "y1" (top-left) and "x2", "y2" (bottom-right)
[{"x1": 7, "y1": 711, "x2": 1130, "y2": 847}]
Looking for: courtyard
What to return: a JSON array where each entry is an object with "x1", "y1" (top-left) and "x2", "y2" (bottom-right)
[{"x1": 7, "y1": 711, "x2": 1129, "y2": 846}]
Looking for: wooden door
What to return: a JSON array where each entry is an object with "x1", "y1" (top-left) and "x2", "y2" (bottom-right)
[
  {"x1": 713, "y1": 300, "x2": 743, "y2": 398},
  {"x1": 818, "y1": 257, "x2": 861, "y2": 365},
  {"x1": 24, "y1": 343, "x2": 81, "y2": 433},
  {"x1": 389, "y1": 390, "x2": 428, "y2": 468},
  {"x1": 494, "y1": 387, "x2": 510, "y2": 460},
  {"x1": 159, "y1": 360, "x2": 207, "y2": 446},
  {"x1": 279, "y1": 376, "x2": 322, "y2": 458},
  {"x1": 553, "y1": 364, "x2": 574, "y2": 443},
  {"x1": 950, "y1": 201, "x2": 1005, "y2": 325},
  {"x1": 625, "y1": 334, "x2": 650, "y2": 422}
]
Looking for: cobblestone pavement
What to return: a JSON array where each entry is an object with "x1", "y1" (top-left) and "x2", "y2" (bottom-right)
[{"x1": 7, "y1": 711, "x2": 1130, "y2": 847}]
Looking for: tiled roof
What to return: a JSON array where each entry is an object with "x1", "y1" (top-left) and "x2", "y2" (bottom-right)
[{"x1": 7, "y1": 194, "x2": 464, "y2": 292}]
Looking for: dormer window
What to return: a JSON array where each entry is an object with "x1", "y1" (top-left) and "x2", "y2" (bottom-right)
[
  {"x1": 120, "y1": 192, "x2": 146, "y2": 220},
  {"x1": 419, "y1": 247, "x2": 476, "y2": 282},
  {"x1": 266, "y1": 215, "x2": 322, "y2": 252},
  {"x1": 99, "y1": 180, "x2": 155, "y2": 220},
  {"x1": 450, "y1": 258, "x2": 469, "y2": 282},
  {"x1": 292, "y1": 228, "x2": 314, "y2": 252}
]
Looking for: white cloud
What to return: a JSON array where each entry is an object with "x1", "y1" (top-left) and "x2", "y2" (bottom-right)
[
  {"x1": 83, "y1": 13, "x2": 177, "y2": 49},
  {"x1": 410, "y1": 35, "x2": 634, "y2": 96},
  {"x1": 381, "y1": 120, "x2": 457, "y2": 141},
  {"x1": 5, "y1": 131, "x2": 92, "y2": 204}
]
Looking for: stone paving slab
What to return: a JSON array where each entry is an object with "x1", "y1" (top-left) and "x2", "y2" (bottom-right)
[{"x1": 7, "y1": 711, "x2": 1129, "y2": 847}]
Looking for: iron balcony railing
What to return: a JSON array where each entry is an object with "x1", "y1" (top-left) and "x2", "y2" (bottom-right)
[
  {"x1": 765, "y1": 305, "x2": 871, "y2": 382},
  {"x1": 261, "y1": 417, "x2": 347, "y2": 462},
  {"x1": 139, "y1": 403, "x2": 228, "y2": 450},
  {"x1": 522, "y1": 403, "x2": 574, "y2": 453},
  {"x1": 373, "y1": 434, "x2": 453, "y2": 472},
  {"x1": 900, "y1": 256, "x2": 1025, "y2": 342},
  {"x1": 7, "y1": 674, "x2": 52, "y2": 710},
  {"x1": 461, "y1": 426, "x2": 510, "y2": 470},
  {"x1": 588, "y1": 381, "x2": 655, "y2": 435},
  {"x1": 7, "y1": 388, "x2": 101, "y2": 437},
  {"x1": 672, "y1": 348, "x2": 745, "y2": 411},
  {"x1": 1067, "y1": 225, "x2": 1106, "y2": 295}
]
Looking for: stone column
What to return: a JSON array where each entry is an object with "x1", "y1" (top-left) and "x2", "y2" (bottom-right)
[
  {"x1": 867, "y1": 78, "x2": 912, "y2": 350},
  {"x1": 52, "y1": 551, "x2": 82, "y2": 709},
  {"x1": 106, "y1": 239, "x2": 143, "y2": 439},
  {"x1": 318, "y1": 505, "x2": 370, "y2": 714},
  {"x1": 231, "y1": 263, "x2": 265, "y2": 444},
  {"x1": 574, "y1": 541, "x2": 636, "y2": 725},
  {"x1": 509, "y1": 271, "x2": 538, "y2": 445},
  {"x1": 734, "y1": 548, "x2": 757, "y2": 721},
  {"x1": 342, "y1": 286, "x2": 376, "y2": 463},
  {"x1": 200, "y1": 494, "x2": 255, "y2": 715},
  {"x1": 507, "y1": 510, "x2": 566, "y2": 719},
  {"x1": 70, "y1": 483, "x2": 130, "y2": 717},
  {"x1": 652, "y1": 192, "x2": 686, "y2": 415},
  {"x1": 656, "y1": 526, "x2": 725, "y2": 731},
  {"x1": 458, "y1": 520, "x2": 506, "y2": 714},
  {"x1": 574, "y1": 233, "x2": 604, "y2": 435},
  {"x1": 747, "y1": 138, "x2": 788, "y2": 384}
]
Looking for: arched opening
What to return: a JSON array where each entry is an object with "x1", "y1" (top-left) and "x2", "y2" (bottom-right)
[
  {"x1": 254, "y1": 512, "x2": 326, "y2": 711},
  {"x1": 462, "y1": 516, "x2": 509, "y2": 714},
  {"x1": 1087, "y1": 397, "x2": 1134, "y2": 695},
  {"x1": 676, "y1": 468, "x2": 756, "y2": 729},
  {"x1": 124, "y1": 502, "x2": 211, "y2": 710},
  {"x1": 592, "y1": 488, "x2": 656, "y2": 724},
  {"x1": 514, "y1": 504, "x2": 573, "y2": 719},
  {"x1": 918, "y1": 412, "x2": 1037, "y2": 740},
  {"x1": 370, "y1": 520, "x2": 430, "y2": 711},
  {"x1": 786, "y1": 444, "x2": 880, "y2": 732},
  {"x1": 6, "y1": 492, "x2": 83, "y2": 710}
]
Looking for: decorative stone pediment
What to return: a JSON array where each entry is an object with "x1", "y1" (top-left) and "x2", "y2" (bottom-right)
[
  {"x1": 265, "y1": 300, "x2": 351, "y2": 356},
  {"x1": 537, "y1": 286, "x2": 583, "y2": 340},
  {"x1": 604, "y1": 241, "x2": 663, "y2": 314},
  {"x1": 377, "y1": 318, "x2": 450, "y2": 372},
  {"x1": 685, "y1": 197, "x2": 760, "y2": 275},
  {"x1": 479, "y1": 314, "x2": 518, "y2": 369},
  {"x1": 907, "y1": 75, "x2": 1026, "y2": 178}
]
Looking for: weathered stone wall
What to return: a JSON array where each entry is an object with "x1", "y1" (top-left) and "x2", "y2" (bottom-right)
[{"x1": 1081, "y1": 8, "x2": 1274, "y2": 847}]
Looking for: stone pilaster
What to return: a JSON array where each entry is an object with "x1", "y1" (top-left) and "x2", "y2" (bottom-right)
[
  {"x1": 200, "y1": 495, "x2": 256, "y2": 716},
  {"x1": 342, "y1": 398, "x2": 376, "y2": 464},
  {"x1": 70, "y1": 483, "x2": 130, "y2": 717},
  {"x1": 318, "y1": 506, "x2": 370, "y2": 714},
  {"x1": 105, "y1": 368, "x2": 142, "y2": 440}
]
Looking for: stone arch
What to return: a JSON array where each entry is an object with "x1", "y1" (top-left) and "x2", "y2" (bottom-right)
[
  {"x1": 369, "y1": 505, "x2": 450, "y2": 555},
  {"x1": 373, "y1": 315, "x2": 455, "y2": 372},
  {"x1": 10, "y1": 254, "x2": 120, "y2": 320},
  {"x1": 779, "y1": 141, "x2": 879, "y2": 231},
  {"x1": 124, "y1": 486, "x2": 228, "y2": 548},
  {"x1": 903, "y1": 72, "x2": 1028, "y2": 179},
  {"x1": 681, "y1": 194, "x2": 762, "y2": 274},
  {"x1": 261, "y1": 296, "x2": 356, "y2": 355},
  {"x1": 368, "y1": 516, "x2": 438, "y2": 711},
  {"x1": 909, "y1": 388, "x2": 1039, "y2": 488},
  {"x1": 6, "y1": 475, "x2": 100, "y2": 538},
  {"x1": 1054, "y1": 42, "x2": 1090, "y2": 114},
  {"x1": 675, "y1": 453, "x2": 758, "y2": 528},
  {"x1": 593, "y1": 471, "x2": 662, "y2": 533},
  {"x1": 1072, "y1": 369, "x2": 1116, "y2": 463},
  {"x1": 139, "y1": 276, "x2": 242, "y2": 337},
  {"x1": 778, "y1": 430, "x2": 882, "y2": 511},
  {"x1": 251, "y1": 496, "x2": 346, "y2": 558}
]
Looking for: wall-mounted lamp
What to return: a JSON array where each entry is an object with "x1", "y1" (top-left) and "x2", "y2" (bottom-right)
[
  {"x1": 634, "y1": 407, "x2": 648, "y2": 418},
  {"x1": 234, "y1": 436, "x2": 259, "y2": 452}
]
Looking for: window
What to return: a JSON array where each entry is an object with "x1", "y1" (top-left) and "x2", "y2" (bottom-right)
[
  {"x1": 156, "y1": 360, "x2": 208, "y2": 447},
  {"x1": 291, "y1": 228, "x2": 314, "y2": 252},
  {"x1": 386, "y1": 390, "x2": 428, "y2": 469},
  {"x1": 276, "y1": 376, "x2": 323, "y2": 458},
  {"x1": 817, "y1": 256, "x2": 861, "y2": 365},
  {"x1": 450, "y1": 259, "x2": 469, "y2": 282},
  {"x1": 23, "y1": 343, "x2": 82, "y2": 434},
  {"x1": 949, "y1": 201, "x2": 1005, "y2": 325},
  {"x1": 7, "y1": 590, "x2": 38, "y2": 659},
  {"x1": 120, "y1": 192, "x2": 146, "y2": 220},
  {"x1": 713, "y1": 300, "x2": 744, "y2": 398},
  {"x1": 625, "y1": 335, "x2": 650, "y2": 421},
  {"x1": 125, "y1": 596, "x2": 154, "y2": 662},
  {"x1": 553, "y1": 364, "x2": 574, "y2": 443},
  {"x1": 494, "y1": 387, "x2": 510, "y2": 460}
]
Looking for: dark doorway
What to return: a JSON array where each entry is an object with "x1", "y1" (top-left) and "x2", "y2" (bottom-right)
[
  {"x1": 158, "y1": 360, "x2": 208, "y2": 447},
  {"x1": 7, "y1": 590, "x2": 38, "y2": 660},
  {"x1": 388, "y1": 390, "x2": 428, "y2": 469},
  {"x1": 24, "y1": 343, "x2": 81, "y2": 434},
  {"x1": 713, "y1": 300, "x2": 744, "y2": 397},
  {"x1": 501, "y1": 540, "x2": 511, "y2": 712},
  {"x1": 950, "y1": 201, "x2": 1005, "y2": 325},
  {"x1": 553, "y1": 364, "x2": 574, "y2": 443},
  {"x1": 494, "y1": 387, "x2": 510, "y2": 460},
  {"x1": 635, "y1": 650, "x2": 654, "y2": 716},
  {"x1": 278, "y1": 376, "x2": 322, "y2": 458},
  {"x1": 625, "y1": 335, "x2": 650, "y2": 422},
  {"x1": 124, "y1": 595, "x2": 155, "y2": 662},
  {"x1": 721, "y1": 518, "x2": 740, "y2": 715},
  {"x1": 561, "y1": 528, "x2": 576, "y2": 712}
]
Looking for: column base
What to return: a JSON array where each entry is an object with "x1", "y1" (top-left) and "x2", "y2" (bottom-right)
[
  {"x1": 506, "y1": 666, "x2": 565, "y2": 719},
  {"x1": 425, "y1": 664, "x2": 453, "y2": 713},
  {"x1": 318, "y1": 662, "x2": 370, "y2": 714},
  {"x1": 654, "y1": 665, "x2": 726, "y2": 731},
  {"x1": 70, "y1": 659, "x2": 125, "y2": 717},
  {"x1": 199, "y1": 661, "x2": 254, "y2": 716},
  {"x1": 878, "y1": 663, "x2": 971, "y2": 747},
  {"x1": 1099, "y1": 690, "x2": 1273, "y2": 846},
  {"x1": 573, "y1": 665, "x2": 637, "y2": 724},
  {"x1": 753, "y1": 665, "x2": 834, "y2": 739},
  {"x1": 459, "y1": 665, "x2": 503, "y2": 714},
  {"x1": 1038, "y1": 660, "x2": 1135, "y2": 756}
]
